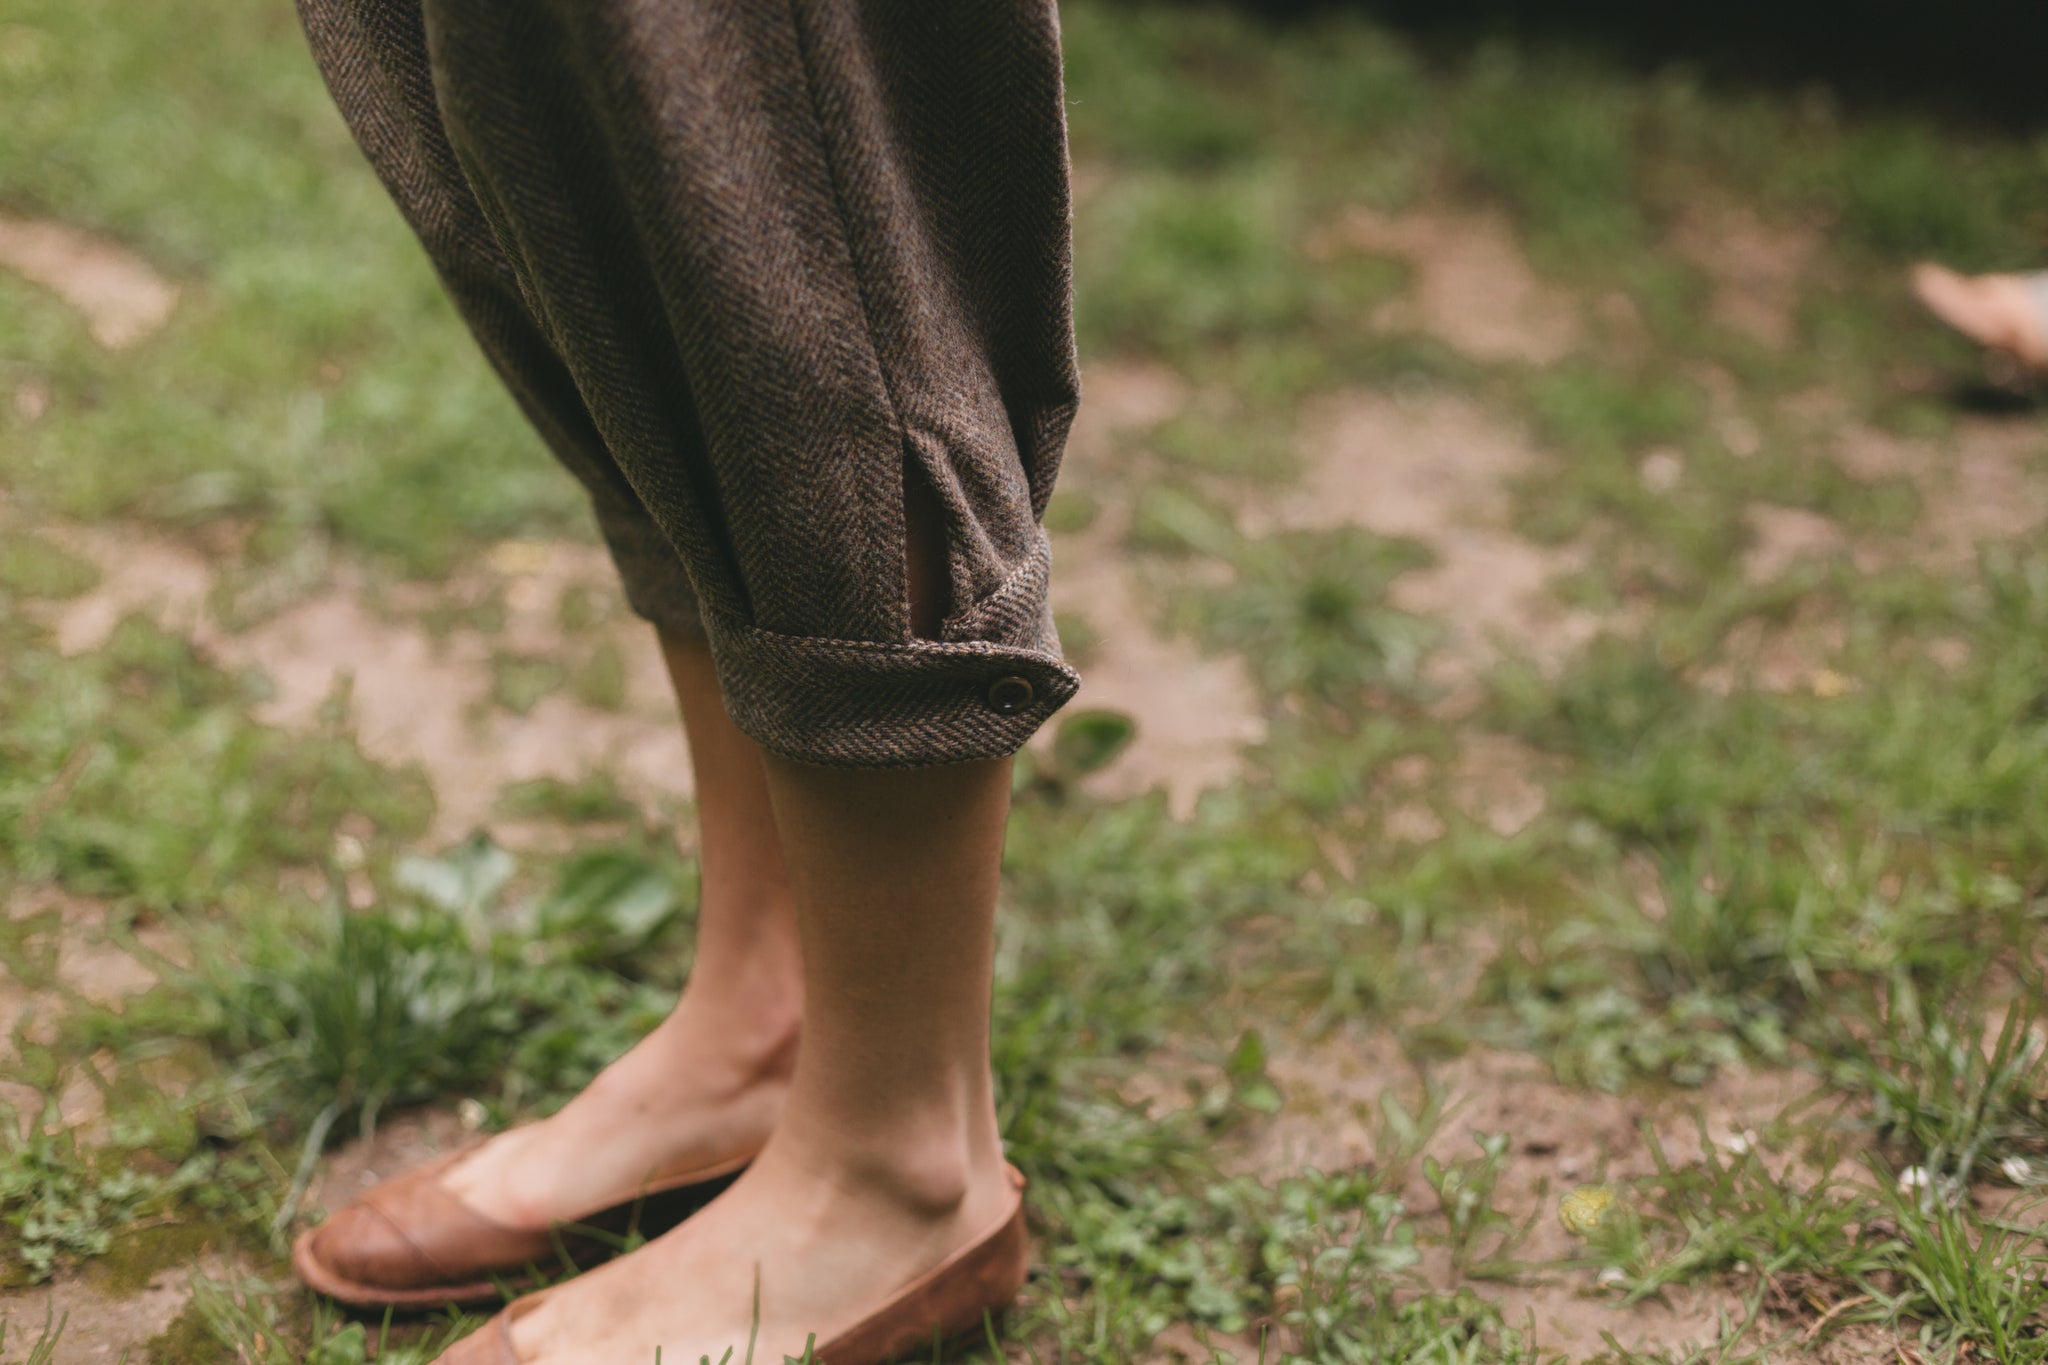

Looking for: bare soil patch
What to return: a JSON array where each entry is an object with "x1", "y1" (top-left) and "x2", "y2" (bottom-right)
[
  {"x1": 0, "y1": 215, "x2": 179, "y2": 350},
  {"x1": 1877, "y1": 418, "x2": 2048, "y2": 557},
  {"x1": 227, "y1": 571, "x2": 690, "y2": 841},
  {"x1": 1064, "y1": 358, "x2": 1188, "y2": 469},
  {"x1": 1741, "y1": 503, "x2": 1850, "y2": 585},
  {"x1": 1787, "y1": 392, "x2": 2048, "y2": 563},
  {"x1": 1049, "y1": 508, "x2": 1266, "y2": 817},
  {"x1": 1256, "y1": 389, "x2": 1596, "y2": 677},
  {"x1": 2, "y1": 889, "x2": 218, "y2": 1283},
  {"x1": 0, "y1": 1262, "x2": 203, "y2": 1363},
  {"x1": 1700, "y1": 608, "x2": 1853, "y2": 698},
  {"x1": 39, "y1": 524, "x2": 693, "y2": 841},
  {"x1": 1, "y1": 888, "x2": 176, "y2": 1138},
  {"x1": 42, "y1": 503, "x2": 1275, "y2": 840},
  {"x1": 1448, "y1": 733, "x2": 1550, "y2": 838},
  {"x1": 304, "y1": 1108, "x2": 473, "y2": 1223},
  {"x1": 1669, "y1": 205, "x2": 1823, "y2": 350},
  {"x1": 43, "y1": 523, "x2": 213, "y2": 655},
  {"x1": 1313, "y1": 207, "x2": 1581, "y2": 366},
  {"x1": 1237, "y1": 1029, "x2": 1816, "y2": 1359}
]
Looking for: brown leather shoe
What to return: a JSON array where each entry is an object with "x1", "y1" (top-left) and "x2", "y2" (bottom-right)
[
  {"x1": 814, "y1": 1165, "x2": 1029, "y2": 1364},
  {"x1": 429, "y1": 1165, "x2": 1030, "y2": 1364},
  {"x1": 293, "y1": 1139, "x2": 750, "y2": 1311}
]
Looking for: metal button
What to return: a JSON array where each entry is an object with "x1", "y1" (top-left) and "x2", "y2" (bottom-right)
[{"x1": 986, "y1": 675, "x2": 1036, "y2": 714}]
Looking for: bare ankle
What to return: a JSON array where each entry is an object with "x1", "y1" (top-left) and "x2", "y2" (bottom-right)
[{"x1": 800, "y1": 1118, "x2": 1007, "y2": 1224}]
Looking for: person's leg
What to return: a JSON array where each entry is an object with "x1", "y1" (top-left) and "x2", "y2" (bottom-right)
[
  {"x1": 441, "y1": 629, "x2": 802, "y2": 1227},
  {"x1": 504, "y1": 752, "x2": 1018, "y2": 1363}
]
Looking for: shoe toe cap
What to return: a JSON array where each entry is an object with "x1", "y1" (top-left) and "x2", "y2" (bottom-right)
[{"x1": 309, "y1": 1200, "x2": 443, "y2": 1288}]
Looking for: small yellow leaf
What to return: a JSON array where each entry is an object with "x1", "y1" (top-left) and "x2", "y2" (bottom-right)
[
  {"x1": 487, "y1": 539, "x2": 552, "y2": 576},
  {"x1": 1559, "y1": 1184, "x2": 1615, "y2": 1235},
  {"x1": 1809, "y1": 668, "x2": 1855, "y2": 699}
]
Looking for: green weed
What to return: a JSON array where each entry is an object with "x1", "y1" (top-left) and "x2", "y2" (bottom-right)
[
  {"x1": 0, "y1": 1117, "x2": 211, "y2": 1285},
  {"x1": 1841, "y1": 977, "x2": 2048, "y2": 1191},
  {"x1": 1012, "y1": 709, "x2": 1137, "y2": 799},
  {"x1": 164, "y1": 1272, "x2": 469, "y2": 1365},
  {"x1": 195, "y1": 839, "x2": 686, "y2": 1137},
  {"x1": 1250, "y1": 1168, "x2": 1556, "y2": 1364},
  {"x1": 1422, "y1": 1131, "x2": 1526, "y2": 1278},
  {"x1": 1878, "y1": 1193, "x2": 2048, "y2": 1364},
  {"x1": 1596, "y1": 1126, "x2": 1895, "y2": 1305}
]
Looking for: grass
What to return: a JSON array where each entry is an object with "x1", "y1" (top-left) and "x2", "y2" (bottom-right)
[
  {"x1": 0, "y1": 532, "x2": 99, "y2": 601},
  {"x1": 188, "y1": 837, "x2": 693, "y2": 1154},
  {"x1": 1843, "y1": 978, "x2": 2048, "y2": 1190},
  {"x1": 0, "y1": 1121, "x2": 211, "y2": 1287},
  {"x1": 1224, "y1": 533, "x2": 1433, "y2": 702},
  {"x1": 0, "y1": 0, "x2": 582, "y2": 583},
  {"x1": 7, "y1": 0, "x2": 2048, "y2": 1359},
  {"x1": 0, "y1": 612, "x2": 432, "y2": 912},
  {"x1": 1884, "y1": 1193, "x2": 2048, "y2": 1365},
  {"x1": 0, "y1": 1309, "x2": 66, "y2": 1365}
]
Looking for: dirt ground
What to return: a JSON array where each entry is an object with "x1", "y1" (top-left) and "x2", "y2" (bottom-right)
[{"x1": 4, "y1": 185, "x2": 2040, "y2": 1360}]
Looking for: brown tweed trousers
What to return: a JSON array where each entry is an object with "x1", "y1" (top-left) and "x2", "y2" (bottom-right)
[{"x1": 296, "y1": 0, "x2": 1083, "y2": 766}]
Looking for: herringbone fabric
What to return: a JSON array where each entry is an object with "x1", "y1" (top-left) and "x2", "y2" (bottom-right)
[{"x1": 296, "y1": 0, "x2": 1081, "y2": 765}]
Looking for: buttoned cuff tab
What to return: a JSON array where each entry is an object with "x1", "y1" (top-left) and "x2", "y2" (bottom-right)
[{"x1": 708, "y1": 621, "x2": 1079, "y2": 767}]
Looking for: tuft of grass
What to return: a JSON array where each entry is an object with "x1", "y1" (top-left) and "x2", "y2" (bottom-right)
[
  {"x1": 1840, "y1": 977, "x2": 2048, "y2": 1191},
  {"x1": 1015, "y1": 708, "x2": 1137, "y2": 797},
  {"x1": 1590, "y1": 1125, "x2": 1895, "y2": 1307},
  {"x1": 0, "y1": 1308, "x2": 65, "y2": 1365},
  {"x1": 1451, "y1": 41, "x2": 1646, "y2": 264},
  {"x1": 0, "y1": 612, "x2": 432, "y2": 911},
  {"x1": 568, "y1": 639, "x2": 628, "y2": 712},
  {"x1": 1422, "y1": 1131, "x2": 1526, "y2": 1278},
  {"x1": 189, "y1": 837, "x2": 693, "y2": 1154},
  {"x1": 1162, "y1": 526, "x2": 1436, "y2": 709},
  {"x1": 496, "y1": 773, "x2": 645, "y2": 826},
  {"x1": 0, "y1": 532, "x2": 100, "y2": 600},
  {"x1": 1075, "y1": 167, "x2": 1318, "y2": 361},
  {"x1": 165, "y1": 1272, "x2": 471, "y2": 1365},
  {"x1": 0, "y1": 1118, "x2": 213, "y2": 1286},
  {"x1": 1878, "y1": 1192, "x2": 2048, "y2": 1365},
  {"x1": 1247, "y1": 1167, "x2": 1558, "y2": 1364},
  {"x1": 490, "y1": 650, "x2": 568, "y2": 716}
]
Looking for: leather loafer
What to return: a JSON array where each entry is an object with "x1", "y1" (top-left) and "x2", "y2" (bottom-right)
[
  {"x1": 431, "y1": 1165, "x2": 1030, "y2": 1364},
  {"x1": 293, "y1": 1139, "x2": 751, "y2": 1311}
]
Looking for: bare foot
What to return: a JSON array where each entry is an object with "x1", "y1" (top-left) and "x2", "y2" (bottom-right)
[
  {"x1": 1911, "y1": 262, "x2": 2048, "y2": 372},
  {"x1": 440, "y1": 983, "x2": 799, "y2": 1230},
  {"x1": 502, "y1": 1140, "x2": 1018, "y2": 1362}
]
